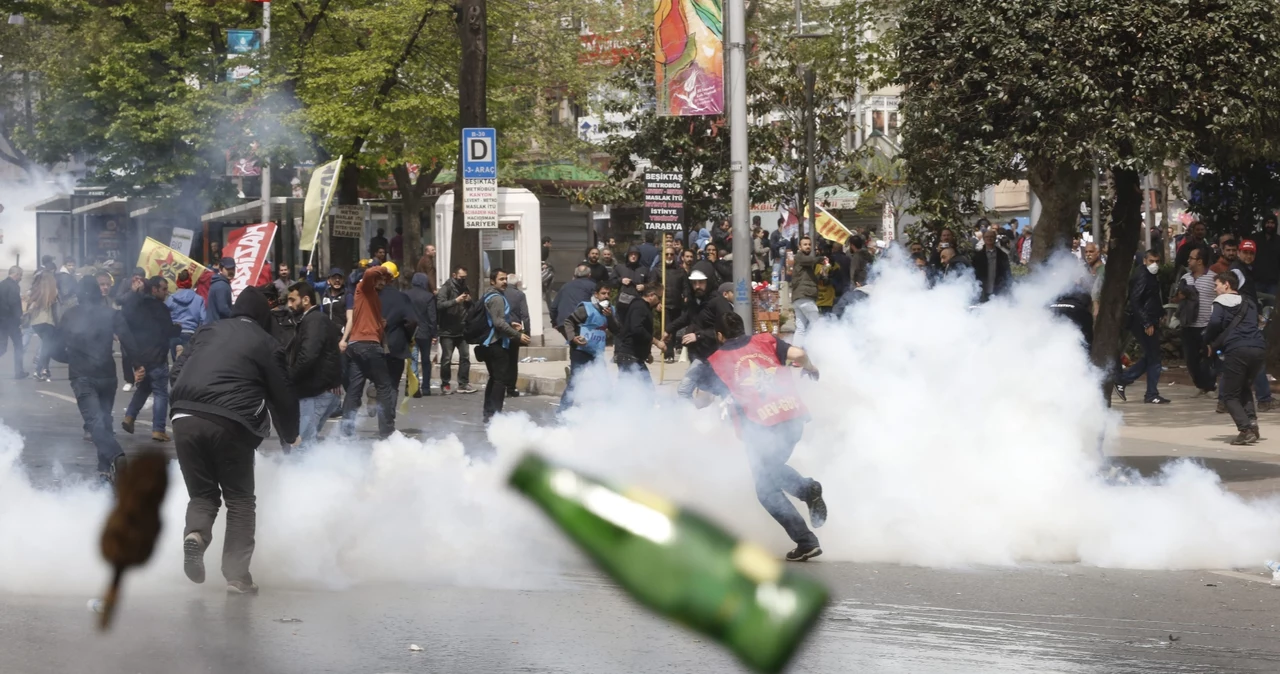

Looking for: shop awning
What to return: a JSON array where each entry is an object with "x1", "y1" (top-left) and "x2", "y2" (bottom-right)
[
  {"x1": 200, "y1": 197, "x2": 298, "y2": 223},
  {"x1": 71, "y1": 196, "x2": 130, "y2": 215},
  {"x1": 24, "y1": 194, "x2": 72, "y2": 212},
  {"x1": 815, "y1": 186, "x2": 860, "y2": 210}
]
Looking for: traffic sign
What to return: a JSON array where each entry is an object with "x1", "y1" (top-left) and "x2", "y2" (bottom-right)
[
  {"x1": 462, "y1": 128, "x2": 497, "y2": 179},
  {"x1": 462, "y1": 127, "x2": 498, "y2": 228}
]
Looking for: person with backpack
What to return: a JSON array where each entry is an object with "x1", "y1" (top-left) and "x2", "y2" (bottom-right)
[
  {"x1": 1204, "y1": 269, "x2": 1266, "y2": 445},
  {"x1": 466, "y1": 268, "x2": 530, "y2": 423},
  {"x1": 1174, "y1": 244, "x2": 1217, "y2": 395}
]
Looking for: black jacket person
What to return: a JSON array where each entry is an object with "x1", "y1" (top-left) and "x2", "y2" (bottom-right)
[
  {"x1": 55, "y1": 276, "x2": 141, "y2": 481},
  {"x1": 169, "y1": 286, "x2": 298, "y2": 594}
]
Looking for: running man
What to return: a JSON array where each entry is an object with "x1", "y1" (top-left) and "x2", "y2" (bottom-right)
[{"x1": 699, "y1": 311, "x2": 828, "y2": 562}]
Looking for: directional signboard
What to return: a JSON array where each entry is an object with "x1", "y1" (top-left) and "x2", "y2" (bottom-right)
[{"x1": 462, "y1": 127, "x2": 498, "y2": 229}]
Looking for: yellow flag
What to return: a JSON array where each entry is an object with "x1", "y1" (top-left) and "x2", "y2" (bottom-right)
[
  {"x1": 300, "y1": 157, "x2": 343, "y2": 252},
  {"x1": 399, "y1": 361, "x2": 421, "y2": 415},
  {"x1": 136, "y1": 238, "x2": 211, "y2": 292},
  {"x1": 804, "y1": 204, "x2": 854, "y2": 244}
]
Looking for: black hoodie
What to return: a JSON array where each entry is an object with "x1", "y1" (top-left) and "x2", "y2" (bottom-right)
[
  {"x1": 170, "y1": 287, "x2": 299, "y2": 441},
  {"x1": 616, "y1": 246, "x2": 651, "y2": 307},
  {"x1": 54, "y1": 276, "x2": 140, "y2": 380}
]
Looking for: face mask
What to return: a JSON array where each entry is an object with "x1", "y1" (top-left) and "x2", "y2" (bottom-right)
[{"x1": 1146, "y1": 263, "x2": 1159, "y2": 274}]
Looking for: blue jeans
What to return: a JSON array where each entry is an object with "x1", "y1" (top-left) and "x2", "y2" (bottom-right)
[
  {"x1": 559, "y1": 348, "x2": 599, "y2": 411},
  {"x1": 125, "y1": 363, "x2": 170, "y2": 433},
  {"x1": 71, "y1": 376, "x2": 124, "y2": 473},
  {"x1": 792, "y1": 298, "x2": 820, "y2": 346},
  {"x1": 676, "y1": 359, "x2": 717, "y2": 399},
  {"x1": 1119, "y1": 327, "x2": 1161, "y2": 401},
  {"x1": 170, "y1": 333, "x2": 192, "y2": 362},
  {"x1": 298, "y1": 391, "x2": 341, "y2": 448},
  {"x1": 743, "y1": 419, "x2": 819, "y2": 548}
]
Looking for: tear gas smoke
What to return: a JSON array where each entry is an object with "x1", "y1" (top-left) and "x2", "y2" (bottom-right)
[{"x1": 1, "y1": 254, "x2": 1279, "y2": 598}]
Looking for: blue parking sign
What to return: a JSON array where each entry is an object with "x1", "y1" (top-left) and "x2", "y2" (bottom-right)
[{"x1": 462, "y1": 128, "x2": 497, "y2": 179}]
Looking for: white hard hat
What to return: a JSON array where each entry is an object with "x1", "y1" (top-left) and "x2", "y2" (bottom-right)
[{"x1": 689, "y1": 270, "x2": 709, "y2": 281}]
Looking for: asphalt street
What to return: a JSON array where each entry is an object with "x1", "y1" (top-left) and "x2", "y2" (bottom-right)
[{"x1": 3, "y1": 361, "x2": 1280, "y2": 673}]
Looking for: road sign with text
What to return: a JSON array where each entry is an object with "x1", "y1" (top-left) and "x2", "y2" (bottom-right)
[{"x1": 462, "y1": 128, "x2": 498, "y2": 229}]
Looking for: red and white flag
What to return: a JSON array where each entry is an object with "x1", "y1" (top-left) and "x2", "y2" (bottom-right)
[{"x1": 226, "y1": 222, "x2": 277, "y2": 301}]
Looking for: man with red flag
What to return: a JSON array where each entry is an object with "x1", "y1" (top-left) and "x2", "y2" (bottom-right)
[{"x1": 699, "y1": 311, "x2": 828, "y2": 562}]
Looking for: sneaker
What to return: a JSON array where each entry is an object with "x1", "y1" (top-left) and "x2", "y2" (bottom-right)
[
  {"x1": 183, "y1": 532, "x2": 206, "y2": 584},
  {"x1": 36, "y1": 371, "x2": 51, "y2": 382},
  {"x1": 785, "y1": 543, "x2": 823, "y2": 563},
  {"x1": 1246, "y1": 427, "x2": 1262, "y2": 444},
  {"x1": 121, "y1": 416, "x2": 135, "y2": 434},
  {"x1": 1194, "y1": 389, "x2": 1212, "y2": 398},
  {"x1": 1145, "y1": 396, "x2": 1171, "y2": 405},
  {"x1": 507, "y1": 389, "x2": 521, "y2": 398},
  {"x1": 1231, "y1": 430, "x2": 1254, "y2": 446},
  {"x1": 226, "y1": 579, "x2": 259, "y2": 595},
  {"x1": 412, "y1": 391, "x2": 423, "y2": 399},
  {"x1": 442, "y1": 384, "x2": 453, "y2": 395},
  {"x1": 1260, "y1": 400, "x2": 1278, "y2": 413},
  {"x1": 1217, "y1": 401, "x2": 1227, "y2": 414},
  {"x1": 1115, "y1": 385, "x2": 1127, "y2": 402},
  {"x1": 805, "y1": 482, "x2": 827, "y2": 529},
  {"x1": 122, "y1": 383, "x2": 133, "y2": 392},
  {"x1": 456, "y1": 384, "x2": 477, "y2": 394},
  {"x1": 152, "y1": 431, "x2": 171, "y2": 442}
]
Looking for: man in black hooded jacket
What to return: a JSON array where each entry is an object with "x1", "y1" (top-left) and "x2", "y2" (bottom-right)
[
  {"x1": 55, "y1": 275, "x2": 141, "y2": 483},
  {"x1": 287, "y1": 281, "x2": 343, "y2": 448},
  {"x1": 169, "y1": 286, "x2": 299, "y2": 595}
]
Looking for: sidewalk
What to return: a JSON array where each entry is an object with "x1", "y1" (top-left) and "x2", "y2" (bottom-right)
[{"x1": 432, "y1": 346, "x2": 691, "y2": 396}]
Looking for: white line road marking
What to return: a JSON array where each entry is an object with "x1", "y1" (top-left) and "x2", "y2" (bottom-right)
[{"x1": 37, "y1": 390, "x2": 78, "y2": 404}]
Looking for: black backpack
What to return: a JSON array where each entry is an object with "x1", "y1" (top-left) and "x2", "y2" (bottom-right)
[{"x1": 463, "y1": 292, "x2": 498, "y2": 344}]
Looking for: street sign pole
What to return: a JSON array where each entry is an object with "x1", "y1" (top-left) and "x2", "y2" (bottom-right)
[
  {"x1": 260, "y1": 1, "x2": 271, "y2": 242},
  {"x1": 728, "y1": 0, "x2": 751, "y2": 326}
]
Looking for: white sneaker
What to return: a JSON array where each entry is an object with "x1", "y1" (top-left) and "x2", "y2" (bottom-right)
[{"x1": 122, "y1": 383, "x2": 133, "y2": 392}]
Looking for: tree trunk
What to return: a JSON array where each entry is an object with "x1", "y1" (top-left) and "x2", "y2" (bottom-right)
[
  {"x1": 1027, "y1": 159, "x2": 1088, "y2": 265},
  {"x1": 395, "y1": 164, "x2": 444, "y2": 277},
  {"x1": 1090, "y1": 166, "x2": 1143, "y2": 404},
  {"x1": 451, "y1": 0, "x2": 487, "y2": 287},
  {"x1": 339, "y1": 161, "x2": 361, "y2": 206}
]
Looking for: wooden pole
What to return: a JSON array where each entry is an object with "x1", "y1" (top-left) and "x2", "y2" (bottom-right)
[{"x1": 659, "y1": 233, "x2": 667, "y2": 384}]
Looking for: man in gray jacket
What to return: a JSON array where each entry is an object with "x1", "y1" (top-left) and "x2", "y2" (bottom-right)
[
  {"x1": 436, "y1": 265, "x2": 475, "y2": 394},
  {"x1": 790, "y1": 235, "x2": 821, "y2": 345},
  {"x1": 503, "y1": 273, "x2": 531, "y2": 397},
  {"x1": 478, "y1": 268, "x2": 530, "y2": 422}
]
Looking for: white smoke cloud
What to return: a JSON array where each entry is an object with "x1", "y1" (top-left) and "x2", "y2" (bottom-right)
[{"x1": 1, "y1": 253, "x2": 1279, "y2": 598}]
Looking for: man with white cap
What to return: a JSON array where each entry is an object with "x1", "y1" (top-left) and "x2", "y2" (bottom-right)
[{"x1": 665, "y1": 270, "x2": 733, "y2": 399}]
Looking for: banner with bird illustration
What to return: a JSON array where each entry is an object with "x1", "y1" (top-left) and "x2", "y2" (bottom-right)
[{"x1": 654, "y1": 0, "x2": 724, "y2": 116}]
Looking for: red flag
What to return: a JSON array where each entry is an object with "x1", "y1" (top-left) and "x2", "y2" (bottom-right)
[
  {"x1": 195, "y1": 269, "x2": 213, "y2": 303},
  {"x1": 225, "y1": 222, "x2": 278, "y2": 301}
]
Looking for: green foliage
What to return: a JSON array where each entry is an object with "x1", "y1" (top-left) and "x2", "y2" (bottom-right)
[
  {"x1": 897, "y1": 0, "x2": 1280, "y2": 223},
  {"x1": 1187, "y1": 161, "x2": 1280, "y2": 238}
]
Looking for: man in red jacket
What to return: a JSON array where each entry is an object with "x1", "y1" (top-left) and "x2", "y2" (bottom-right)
[{"x1": 700, "y1": 311, "x2": 828, "y2": 562}]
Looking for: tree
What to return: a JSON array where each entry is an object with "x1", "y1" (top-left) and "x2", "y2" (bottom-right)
[
  {"x1": 1188, "y1": 160, "x2": 1280, "y2": 238},
  {"x1": 1, "y1": 0, "x2": 257, "y2": 215},
  {"x1": 898, "y1": 0, "x2": 1280, "y2": 398}
]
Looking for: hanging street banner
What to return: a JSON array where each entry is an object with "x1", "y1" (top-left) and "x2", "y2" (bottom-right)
[
  {"x1": 226, "y1": 222, "x2": 277, "y2": 300},
  {"x1": 462, "y1": 127, "x2": 499, "y2": 229},
  {"x1": 643, "y1": 171, "x2": 684, "y2": 231},
  {"x1": 654, "y1": 0, "x2": 724, "y2": 116},
  {"x1": 300, "y1": 156, "x2": 343, "y2": 251},
  {"x1": 136, "y1": 238, "x2": 211, "y2": 295},
  {"x1": 806, "y1": 204, "x2": 854, "y2": 244}
]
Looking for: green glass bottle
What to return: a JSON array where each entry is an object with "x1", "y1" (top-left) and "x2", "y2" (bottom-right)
[{"x1": 508, "y1": 452, "x2": 828, "y2": 674}]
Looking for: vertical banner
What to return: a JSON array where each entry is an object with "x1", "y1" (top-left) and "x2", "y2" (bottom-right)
[
  {"x1": 643, "y1": 171, "x2": 685, "y2": 232},
  {"x1": 226, "y1": 222, "x2": 278, "y2": 300},
  {"x1": 654, "y1": 0, "x2": 724, "y2": 116},
  {"x1": 300, "y1": 157, "x2": 342, "y2": 252}
]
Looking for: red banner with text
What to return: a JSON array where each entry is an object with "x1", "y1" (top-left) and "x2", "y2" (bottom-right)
[{"x1": 226, "y1": 222, "x2": 277, "y2": 301}]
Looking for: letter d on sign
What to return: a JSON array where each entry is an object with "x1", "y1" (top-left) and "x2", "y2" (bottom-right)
[{"x1": 470, "y1": 138, "x2": 489, "y2": 162}]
